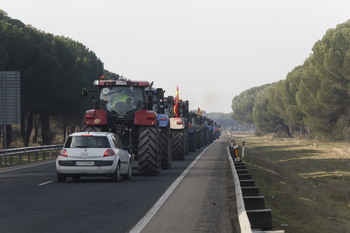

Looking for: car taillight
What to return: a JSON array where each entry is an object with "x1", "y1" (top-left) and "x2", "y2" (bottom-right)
[
  {"x1": 103, "y1": 149, "x2": 116, "y2": 157},
  {"x1": 59, "y1": 149, "x2": 68, "y2": 157}
]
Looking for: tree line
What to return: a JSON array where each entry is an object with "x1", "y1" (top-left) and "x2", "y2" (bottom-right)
[
  {"x1": 231, "y1": 19, "x2": 350, "y2": 141},
  {"x1": 205, "y1": 112, "x2": 254, "y2": 132},
  {"x1": 0, "y1": 10, "x2": 112, "y2": 147}
]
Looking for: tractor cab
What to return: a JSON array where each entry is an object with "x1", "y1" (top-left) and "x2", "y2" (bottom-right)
[{"x1": 95, "y1": 79, "x2": 148, "y2": 118}]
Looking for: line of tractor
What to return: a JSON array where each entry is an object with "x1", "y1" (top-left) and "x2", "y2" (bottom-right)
[{"x1": 81, "y1": 76, "x2": 221, "y2": 176}]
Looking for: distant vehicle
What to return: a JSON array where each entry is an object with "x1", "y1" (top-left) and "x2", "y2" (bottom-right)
[{"x1": 56, "y1": 132, "x2": 132, "y2": 182}]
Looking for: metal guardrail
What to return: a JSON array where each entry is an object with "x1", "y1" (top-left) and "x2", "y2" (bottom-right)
[
  {"x1": 227, "y1": 144, "x2": 284, "y2": 233},
  {"x1": 0, "y1": 144, "x2": 63, "y2": 167}
]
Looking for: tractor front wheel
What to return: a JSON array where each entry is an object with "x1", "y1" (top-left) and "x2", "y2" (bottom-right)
[
  {"x1": 172, "y1": 129, "x2": 185, "y2": 160},
  {"x1": 160, "y1": 127, "x2": 172, "y2": 170}
]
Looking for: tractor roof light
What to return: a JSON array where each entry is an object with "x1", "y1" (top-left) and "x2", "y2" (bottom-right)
[{"x1": 114, "y1": 80, "x2": 128, "y2": 85}]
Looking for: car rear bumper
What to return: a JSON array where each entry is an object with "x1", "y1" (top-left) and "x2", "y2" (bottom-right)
[
  {"x1": 58, "y1": 161, "x2": 113, "y2": 166},
  {"x1": 56, "y1": 160, "x2": 116, "y2": 175}
]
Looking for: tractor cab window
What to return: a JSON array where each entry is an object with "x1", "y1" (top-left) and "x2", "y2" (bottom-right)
[
  {"x1": 164, "y1": 103, "x2": 173, "y2": 116},
  {"x1": 99, "y1": 86, "x2": 145, "y2": 115},
  {"x1": 151, "y1": 95, "x2": 159, "y2": 112}
]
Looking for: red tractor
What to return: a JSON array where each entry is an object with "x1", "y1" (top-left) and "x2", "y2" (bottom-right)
[{"x1": 82, "y1": 77, "x2": 161, "y2": 176}]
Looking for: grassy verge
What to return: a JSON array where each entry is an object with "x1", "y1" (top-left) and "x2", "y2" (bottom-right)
[{"x1": 232, "y1": 135, "x2": 350, "y2": 233}]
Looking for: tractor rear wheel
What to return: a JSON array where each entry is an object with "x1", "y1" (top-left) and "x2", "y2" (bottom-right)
[
  {"x1": 172, "y1": 129, "x2": 185, "y2": 160},
  {"x1": 138, "y1": 126, "x2": 161, "y2": 176},
  {"x1": 202, "y1": 127, "x2": 208, "y2": 146},
  {"x1": 160, "y1": 127, "x2": 172, "y2": 170},
  {"x1": 195, "y1": 129, "x2": 201, "y2": 149},
  {"x1": 185, "y1": 131, "x2": 189, "y2": 155},
  {"x1": 188, "y1": 132, "x2": 196, "y2": 152}
]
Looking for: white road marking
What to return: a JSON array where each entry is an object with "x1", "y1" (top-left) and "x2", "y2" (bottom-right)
[
  {"x1": 128, "y1": 143, "x2": 213, "y2": 233},
  {"x1": 38, "y1": 181, "x2": 53, "y2": 186}
]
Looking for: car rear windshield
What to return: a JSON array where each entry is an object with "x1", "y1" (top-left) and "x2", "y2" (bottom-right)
[{"x1": 64, "y1": 136, "x2": 110, "y2": 148}]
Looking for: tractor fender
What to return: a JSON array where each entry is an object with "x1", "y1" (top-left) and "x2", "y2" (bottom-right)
[
  {"x1": 157, "y1": 114, "x2": 169, "y2": 128},
  {"x1": 170, "y1": 117, "x2": 185, "y2": 130},
  {"x1": 134, "y1": 110, "x2": 157, "y2": 126},
  {"x1": 84, "y1": 109, "x2": 107, "y2": 125}
]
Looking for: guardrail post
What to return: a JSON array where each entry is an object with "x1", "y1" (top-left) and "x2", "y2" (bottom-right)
[
  {"x1": 227, "y1": 145, "x2": 284, "y2": 233},
  {"x1": 246, "y1": 209, "x2": 272, "y2": 230},
  {"x1": 243, "y1": 196, "x2": 265, "y2": 210},
  {"x1": 9, "y1": 153, "x2": 12, "y2": 166},
  {"x1": 43, "y1": 150, "x2": 46, "y2": 160},
  {"x1": 35, "y1": 150, "x2": 38, "y2": 162},
  {"x1": 19, "y1": 152, "x2": 22, "y2": 164}
]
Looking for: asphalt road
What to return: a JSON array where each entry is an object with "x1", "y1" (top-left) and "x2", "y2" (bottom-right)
[{"x1": 0, "y1": 137, "x2": 236, "y2": 233}]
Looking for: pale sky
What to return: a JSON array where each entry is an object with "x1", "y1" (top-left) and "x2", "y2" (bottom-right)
[{"x1": 2, "y1": 0, "x2": 350, "y2": 113}]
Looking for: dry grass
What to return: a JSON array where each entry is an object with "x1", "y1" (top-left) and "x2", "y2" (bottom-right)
[{"x1": 232, "y1": 135, "x2": 350, "y2": 233}]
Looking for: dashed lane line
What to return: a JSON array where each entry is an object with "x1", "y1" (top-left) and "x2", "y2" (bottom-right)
[{"x1": 38, "y1": 181, "x2": 53, "y2": 186}]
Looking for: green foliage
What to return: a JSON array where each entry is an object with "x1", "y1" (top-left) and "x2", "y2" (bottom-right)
[
  {"x1": 0, "y1": 10, "x2": 104, "y2": 145},
  {"x1": 231, "y1": 84, "x2": 270, "y2": 124},
  {"x1": 232, "y1": 19, "x2": 350, "y2": 140},
  {"x1": 252, "y1": 86, "x2": 289, "y2": 136},
  {"x1": 103, "y1": 70, "x2": 120, "y2": 80}
]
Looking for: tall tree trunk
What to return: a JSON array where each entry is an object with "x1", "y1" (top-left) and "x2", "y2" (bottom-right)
[
  {"x1": 24, "y1": 113, "x2": 33, "y2": 147},
  {"x1": 3, "y1": 125, "x2": 12, "y2": 148},
  {"x1": 63, "y1": 120, "x2": 67, "y2": 143},
  {"x1": 70, "y1": 125, "x2": 76, "y2": 135},
  {"x1": 285, "y1": 125, "x2": 291, "y2": 137},
  {"x1": 20, "y1": 110, "x2": 26, "y2": 141},
  {"x1": 40, "y1": 113, "x2": 52, "y2": 145},
  {"x1": 33, "y1": 115, "x2": 40, "y2": 143}
]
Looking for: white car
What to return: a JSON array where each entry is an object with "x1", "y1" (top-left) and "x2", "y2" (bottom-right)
[{"x1": 56, "y1": 132, "x2": 131, "y2": 182}]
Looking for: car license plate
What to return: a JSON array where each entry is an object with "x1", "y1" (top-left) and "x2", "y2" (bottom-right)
[{"x1": 76, "y1": 161, "x2": 94, "y2": 166}]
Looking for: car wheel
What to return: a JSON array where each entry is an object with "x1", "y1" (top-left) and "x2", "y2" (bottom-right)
[
  {"x1": 57, "y1": 172, "x2": 66, "y2": 183},
  {"x1": 122, "y1": 162, "x2": 132, "y2": 180},
  {"x1": 111, "y1": 163, "x2": 120, "y2": 182}
]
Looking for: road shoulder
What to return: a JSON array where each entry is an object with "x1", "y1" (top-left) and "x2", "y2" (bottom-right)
[{"x1": 141, "y1": 138, "x2": 238, "y2": 233}]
